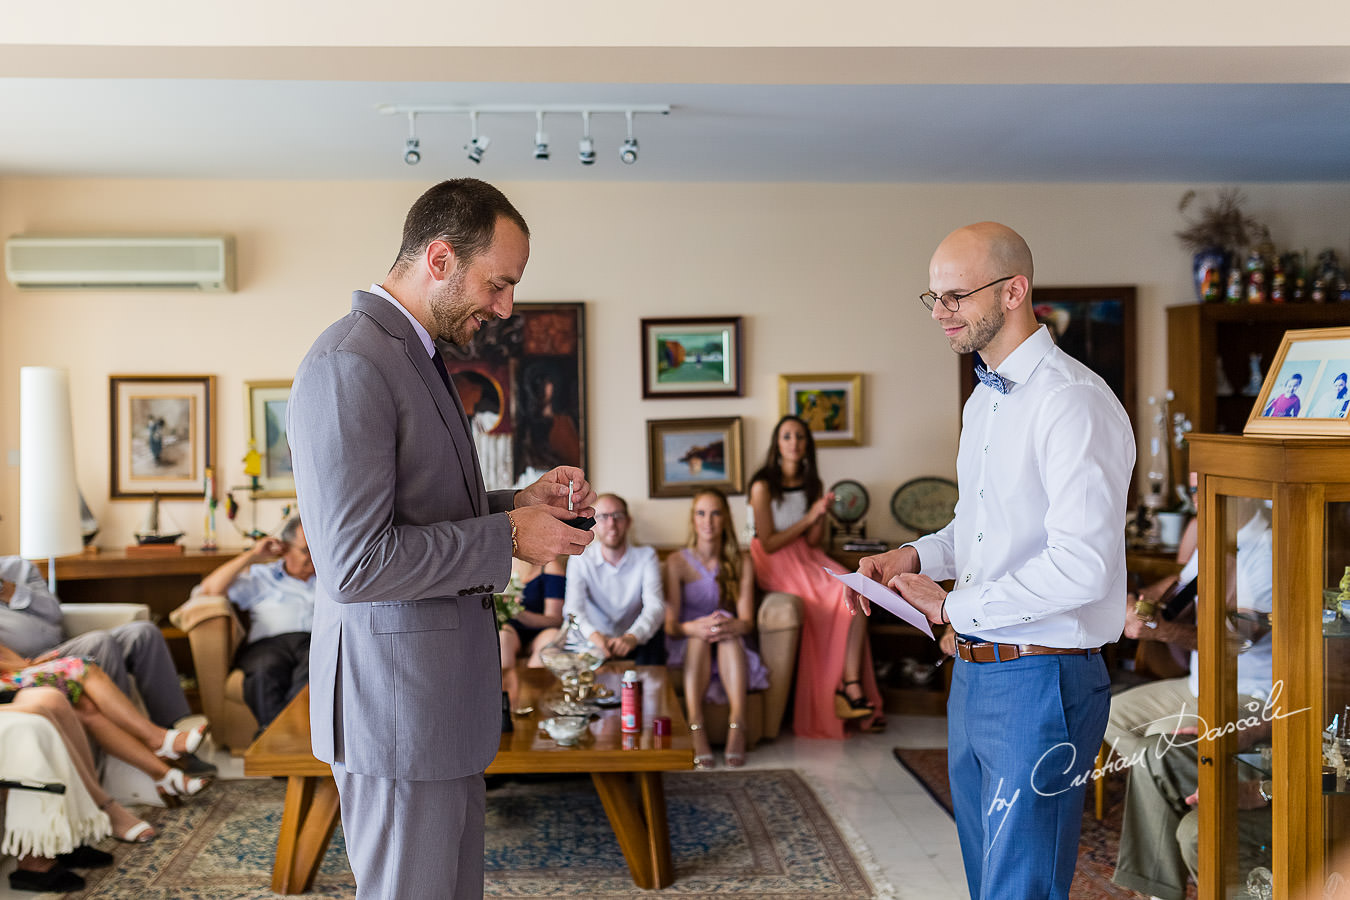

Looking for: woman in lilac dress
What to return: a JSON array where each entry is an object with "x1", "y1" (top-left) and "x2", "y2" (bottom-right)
[{"x1": 664, "y1": 488, "x2": 769, "y2": 768}]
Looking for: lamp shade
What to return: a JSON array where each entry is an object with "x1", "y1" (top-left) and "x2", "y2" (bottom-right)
[{"x1": 20, "y1": 366, "x2": 84, "y2": 560}]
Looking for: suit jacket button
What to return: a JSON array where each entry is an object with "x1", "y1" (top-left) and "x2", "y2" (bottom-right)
[
  {"x1": 482, "y1": 597, "x2": 492, "y2": 610},
  {"x1": 457, "y1": 589, "x2": 467, "y2": 596}
]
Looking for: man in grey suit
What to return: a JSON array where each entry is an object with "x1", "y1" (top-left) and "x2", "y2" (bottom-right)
[{"x1": 288, "y1": 178, "x2": 597, "y2": 900}]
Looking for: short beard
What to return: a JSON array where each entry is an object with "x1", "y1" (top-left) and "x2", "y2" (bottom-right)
[
  {"x1": 427, "y1": 266, "x2": 473, "y2": 345},
  {"x1": 948, "y1": 301, "x2": 1004, "y2": 355}
]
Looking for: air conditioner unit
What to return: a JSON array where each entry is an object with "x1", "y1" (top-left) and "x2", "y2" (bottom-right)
[{"x1": 4, "y1": 235, "x2": 235, "y2": 292}]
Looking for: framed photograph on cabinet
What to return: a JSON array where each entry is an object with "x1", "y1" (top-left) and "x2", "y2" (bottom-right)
[
  {"x1": 640, "y1": 317, "x2": 743, "y2": 398},
  {"x1": 778, "y1": 373, "x2": 863, "y2": 447},
  {"x1": 439, "y1": 302, "x2": 586, "y2": 491},
  {"x1": 245, "y1": 380, "x2": 295, "y2": 497},
  {"x1": 646, "y1": 416, "x2": 744, "y2": 498},
  {"x1": 109, "y1": 374, "x2": 215, "y2": 499},
  {"x1": 1244, "y1": 326, "x2": 1350, "y2": 436}
]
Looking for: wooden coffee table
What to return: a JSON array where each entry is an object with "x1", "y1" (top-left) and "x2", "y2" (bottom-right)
[{"x1": 244, "y1": 664, "x2": 693, "y2": 894}]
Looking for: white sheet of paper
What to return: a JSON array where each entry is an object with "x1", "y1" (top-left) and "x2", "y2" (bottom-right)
[{"x1": 824, "y1": 567, "x2": 935, "y2": 639}]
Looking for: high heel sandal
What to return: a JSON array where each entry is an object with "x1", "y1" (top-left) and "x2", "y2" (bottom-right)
[
  {"x1": 100, "y1": 800, "x2": 156, "y2": 843},
  {"x1": 688, "y1": 722, "x2": 715, "y2": 770},
  {"x1": 155, "y1": 766, "x2": 212, "y2": 803},
  {"x1": 834, "y1": 680, "x2": 873, "y2": 720},
  {"x1": 723, "y1": 721, "x2": 746, "y2": 769},
  {"x1": 155, "y1": 722, "x2": 208, "y2": 763}
]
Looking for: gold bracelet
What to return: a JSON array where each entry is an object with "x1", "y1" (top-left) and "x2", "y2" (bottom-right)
[{"x1": 505, "y1": 510, "x2": 519, "y2": 556}]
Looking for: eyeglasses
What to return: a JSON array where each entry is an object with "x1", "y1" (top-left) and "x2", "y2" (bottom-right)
[
  {"x1": 920, "y1": 275, "x2": 1014, "y2": 312},
  {"x1": 595, "y1": 512, "x2": 627, "y2": 523}
]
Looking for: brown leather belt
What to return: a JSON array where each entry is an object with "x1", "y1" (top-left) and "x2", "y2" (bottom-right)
[{"x1": 956, "y1": 638, "x2": 1101, "y2": 664}]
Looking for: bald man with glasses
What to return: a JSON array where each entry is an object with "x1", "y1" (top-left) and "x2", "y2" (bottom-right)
[{"x1": 848, "y1": 222, "x2": 1134, "y2": 900}]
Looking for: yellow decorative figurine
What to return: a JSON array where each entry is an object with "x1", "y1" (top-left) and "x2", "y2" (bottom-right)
[{"x1": 242, "y1": 439, "x2": 263, "y2": 492}]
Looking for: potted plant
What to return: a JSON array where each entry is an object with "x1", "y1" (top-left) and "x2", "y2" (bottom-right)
[{"x1": 1175, "y1": 187, "x2": 1269, "y2": 303}]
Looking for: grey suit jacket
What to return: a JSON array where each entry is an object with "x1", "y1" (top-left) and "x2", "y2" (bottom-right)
[{"x1": 289, "y1": 290, "x2": 513, "y2": 780}]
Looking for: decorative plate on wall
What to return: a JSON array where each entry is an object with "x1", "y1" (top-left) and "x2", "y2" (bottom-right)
[{"x1": 890, "y1": 477, "x2": 959, "y2": 534}]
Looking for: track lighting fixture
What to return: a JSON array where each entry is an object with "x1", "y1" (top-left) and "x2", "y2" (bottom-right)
[
  {"x1": 465, "y1": 111, "x2": 490, "y2": 164},
  {"x1": 378, "y1": 103, "x2": 670, "y2": 167},
  {"x1": 578, "y1": 111, "x2": 596, "y2": 166},
  {"x1": 619, "y1": 110, "x2": 639, "y2": 164},
  {"x1": 403, "y1": 113, "x2": 420, "y2": 165},
  {"x1": 533, "y1": 111, "x2": 550, "y2": 160}
]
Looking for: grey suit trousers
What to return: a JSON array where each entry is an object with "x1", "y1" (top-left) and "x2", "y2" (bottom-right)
[{"x1": 333, "y1": 761, "x2": 486, "y2": 900}]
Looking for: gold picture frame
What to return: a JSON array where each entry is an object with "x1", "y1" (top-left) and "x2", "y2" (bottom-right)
[
  {"x1": 778, "y1": 373, "x2": 864, "y2": 447},
  {"x1": 1244, "y1": 326, "x2": 1350, "y2": 437},
  {"x1": 646, "y1": 417, "x2": 745, "y2": 498},
  {"x1": 109, "y1": 374, "x2": 215, "y2": 499},
  {"x1": 245, "y1": 380, "x2": 295, "y2": 497}
]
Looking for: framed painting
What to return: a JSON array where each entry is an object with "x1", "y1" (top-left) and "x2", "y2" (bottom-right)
[
  {"x1": 958, "y1": 286, "x2": 1137, "y2": 420},
  {"x1": 640, "y1": 316, "x2": 743, "y2": 398},
  {"x1": 1244, "y1": 326, "x2": 1350, "y2": 436},
  {"x1": 439, "y1": 302, "x2": 586, "y2": 491},
  {"x1": 109, "y1": 374, "x2": 215, "y2": 499},
  {"x1": 778, "y1": 373, "x2": 864, "y2": 447},
  {"x1": 245, "y1": 380, "x2": 295, "y2": 497},
  {"x1": 646, "y1": 416, "x2": 745, "y2": 498}
]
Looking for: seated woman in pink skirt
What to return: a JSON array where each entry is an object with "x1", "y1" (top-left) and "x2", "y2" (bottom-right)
[
  {"x1": 0, "y1": 645, "x2": 211, "y2": 801},
  {"x1": 664, "y1": 488, "x2": 769, "y2": 769},
  {"x1": 748, "y1": 415, "x2": 883, "y2": 739}
]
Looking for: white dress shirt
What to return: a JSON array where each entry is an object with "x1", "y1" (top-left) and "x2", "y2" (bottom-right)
[
  {"x1": 562, "y1": 541, "x2": 665, "y2": 646},
  {"x1": 227, "y1": 559, "x2": 318, "y2": 644},
  {"x1": 909, "y1": 325, "x2": 1135, "y2": 648}
]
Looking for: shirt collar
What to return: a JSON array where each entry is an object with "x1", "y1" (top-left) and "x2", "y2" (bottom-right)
[
  {"x1": 988, "y1": 324, "x2": 1054, "y2": 387},
  {"x1": 368, "y1": 283, "x2": 436, "y2": 358}
]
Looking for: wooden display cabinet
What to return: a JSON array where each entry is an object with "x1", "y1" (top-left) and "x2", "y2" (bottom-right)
[{"x1": 1188, "y1": 434, "x2": 1350, "y2": 900}]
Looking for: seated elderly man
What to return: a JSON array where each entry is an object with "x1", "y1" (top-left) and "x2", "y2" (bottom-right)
[
  {"x1": 198, "y1": 515, "x2": 315, "y2": 730},
  {"x1": 0, "y1": 556, "x2": 215, "y2": 777},
  {"x1": 561, "y1": 494, "x2": 666, "y2": 664}
]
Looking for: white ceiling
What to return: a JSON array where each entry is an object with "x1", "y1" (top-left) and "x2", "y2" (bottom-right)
[{"x1": 1, "y1": 78, "x2": 1349, "y2": 182}]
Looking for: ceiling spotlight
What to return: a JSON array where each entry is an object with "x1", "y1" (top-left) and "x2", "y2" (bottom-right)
[
  {"x1": 619, "y1": 110, "x2": 638, "y2": 164},
  {"x1": 403, "y1": 112, "x2": 421, "y2": 165},
  {"x1": 578, "y1": 111, "x2": 596, "y2": 166},
  {"x1": 533, "y1": 111, "x2": 550, "y2": 160},
  {"x1": 465, "y1": 111, "x2": 490, "y2": 164}
]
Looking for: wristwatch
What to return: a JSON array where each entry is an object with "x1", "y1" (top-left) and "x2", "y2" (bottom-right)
[{"x1": 1258, "y1": 780, "x2": 1274, "y2": 804}]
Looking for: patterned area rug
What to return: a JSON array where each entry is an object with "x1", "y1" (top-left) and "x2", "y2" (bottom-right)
[
  {"x1": 892, "y1": 747, "x2": 1158, "y2": 900},
  {"x1": 61, "y1": 769, "x2": 894, "y2": 899}
]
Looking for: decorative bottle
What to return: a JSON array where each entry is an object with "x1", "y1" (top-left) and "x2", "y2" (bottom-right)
[{"x1": 620, "y1": 669, "x2": 643, "y2": 734}]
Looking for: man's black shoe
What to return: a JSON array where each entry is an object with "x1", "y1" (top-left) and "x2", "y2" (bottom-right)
[
  {"x1": 10, "y1": 865, "x2": 86, "y2": 892},
  {"x1": 56, "y1": 844, "x2": 114, "y2": 868},
  {"x1": 181, "y1": 752, "x2": 218, "y2": 778}
]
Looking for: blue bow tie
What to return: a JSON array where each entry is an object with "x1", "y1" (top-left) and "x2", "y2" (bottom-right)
[{"x1": 974, "y1": 357, "x2": 1014, "y2": 395}]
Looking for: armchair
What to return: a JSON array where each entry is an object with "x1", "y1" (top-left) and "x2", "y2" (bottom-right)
[{"x1": 169, "y1": 592, "x2": 256, "y2": 755}]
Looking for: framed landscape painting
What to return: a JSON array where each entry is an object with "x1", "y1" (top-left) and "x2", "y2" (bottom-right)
[
  {"x1": 245, "y1": 380, "x2": 295, "y2": 497},
  {"x1": 1244, "y1": 326, "x2": 1350, "y2": 436},
  {"x1": 778, "y1": 373, "x2": 863, "y2": 447},
  {"x1": 109, "y1": 374, "x2": 215, "y2": 499},
  {"x1": 646, "y1": 416, "x2": 745, "y2": 498},
  {"x1": 640, "y1": 317, "x2": 743, "y2": 398},
  {"x1": 440, "y1": 302, "x2": 586, "y2": 491}
]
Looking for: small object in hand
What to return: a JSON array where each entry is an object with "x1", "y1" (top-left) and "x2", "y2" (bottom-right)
[
  {"x1": 568, "y1": 479, "x2": 574, "y2": 512},
  {"x1": 567, "y1": 516, "x2": 595, "y2": 530}
]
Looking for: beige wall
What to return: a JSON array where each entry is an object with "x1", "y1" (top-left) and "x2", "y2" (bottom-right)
[{"x1": 4, "y1": 178, "x2": 1350, "y2": 553}]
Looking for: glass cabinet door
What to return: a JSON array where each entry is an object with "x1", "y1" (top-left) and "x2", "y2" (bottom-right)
[
  {"x1": 1321, "y1": 497, "x2": 1350, "y2": 896},
  {"x1": 1205, "y1": 493, "x2": 1275, "y2": 900}
]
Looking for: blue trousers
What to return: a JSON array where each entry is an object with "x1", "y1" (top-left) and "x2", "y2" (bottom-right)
[{"x1": 947, "y1": 649, "x2": 1110, "y2": 899}]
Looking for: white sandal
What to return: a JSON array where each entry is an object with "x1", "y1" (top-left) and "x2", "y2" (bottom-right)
[
  {"x1": 155, "y1": 723, "x2": 208, "y2": 761},
  {"x1": 155, "y1": 766, "x2": 211, "y2": 800}
]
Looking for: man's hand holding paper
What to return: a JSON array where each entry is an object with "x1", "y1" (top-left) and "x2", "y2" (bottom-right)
[
  {"x1": 825, "y1": 567, "x2": 936, "y2": 639},
  {"x1": 843, "y1": 546, "x2": 920, "y2": 615}
]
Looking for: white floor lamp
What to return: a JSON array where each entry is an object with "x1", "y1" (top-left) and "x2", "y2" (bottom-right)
[{"x1": 20, "y1": 367, "x2": 84, "y2": 593}]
